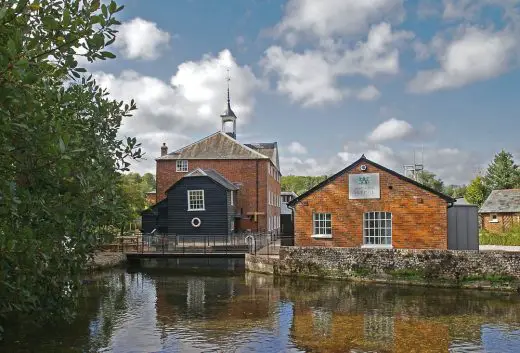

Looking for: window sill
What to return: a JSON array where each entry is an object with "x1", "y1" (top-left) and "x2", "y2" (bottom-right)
[
  {"x1": 361, "y1": 244, "x2": 393, "y2": 249},
  {"x1": 311, "y1": 234, "x2": 332, "y2": 239},
  {"x1": 489, "y1": 220, "x2": 499, "y2": 223},
  {"x1": 176, "y1": 170, "x2": 188, "y2": 173},
  {"x1": 188, "y1": 209, "x2": 205, "y2": 212}
]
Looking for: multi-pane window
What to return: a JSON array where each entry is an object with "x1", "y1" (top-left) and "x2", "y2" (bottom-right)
[
  {"x1": 187, "y1": 190, "x2": 205, "y2": 211},
  {"x1": 313, "y1": 213, "x2": 332, "y2": 236},
  {"x1": 363, "y1": 212, "x2": 392, "y2": 246},
  {"x1": 176, "y1": 160, "x2": 188, "y2": 172}
]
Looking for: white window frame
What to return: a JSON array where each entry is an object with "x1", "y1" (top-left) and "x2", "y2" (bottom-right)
[
  {"x1": 187, "y1": 190, "x2": 205, "y2": 211},
  {"x1": 362, "y1": 212, "x2": 392, "y2": 248},
  {"x1": 490, "y1": 213, "x2": 499, "y2": 223},
  {"x1": 176, "y1": 160, "x2": 188, "y2": 172},
  {"x1": 312, "y1": 213, "x2": 332, "y2": 239},
  {"x1": 230, "y1": 190, "x2": 234, "y2": 206}
]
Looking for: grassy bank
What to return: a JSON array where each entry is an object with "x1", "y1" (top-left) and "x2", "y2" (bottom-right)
[{"x1": 480, "y1": 226, "x2": 520, "y2": 246}]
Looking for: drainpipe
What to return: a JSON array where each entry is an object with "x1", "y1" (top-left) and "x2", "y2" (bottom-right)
[{"x1": 256, "y1": 160, "x2": 259, "y2": 232}]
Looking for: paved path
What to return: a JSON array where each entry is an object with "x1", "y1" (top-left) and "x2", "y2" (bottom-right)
[{"x1": 479, "y1": 245, "x2": 520, "y2": 252}]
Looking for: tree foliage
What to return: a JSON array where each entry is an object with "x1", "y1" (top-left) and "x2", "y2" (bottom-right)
[
  {"x1": 0, "y1": 0, "x2": 141, "y2": 335},
  {"x1": 416, "y1": 170, "x2": 444, "y2": 193},
  {"x1": 281, "y1": 175, "x2": 327, "y2": 195},
  {"x1": 484, "y1": 150, "x2": 520, "y2": 191},
  {"x1": 464, "y1": 176, "x2": 488, "y2": 207}
]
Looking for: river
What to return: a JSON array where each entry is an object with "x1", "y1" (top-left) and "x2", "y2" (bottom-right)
[{"x1": 2, "y1": 259, "x2": 520, "y2": 352}]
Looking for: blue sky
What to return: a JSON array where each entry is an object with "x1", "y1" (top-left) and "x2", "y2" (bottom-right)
[{"x1": 88, "y1": 0, "x2": 520, "y2": 185}]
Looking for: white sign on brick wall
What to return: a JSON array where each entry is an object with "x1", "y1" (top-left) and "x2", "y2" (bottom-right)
[{"x1": 349, "y1": 173, "x2": 380, "y2": 199}]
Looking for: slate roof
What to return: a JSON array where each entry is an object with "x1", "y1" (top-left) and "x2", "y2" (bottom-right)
[
  {"x1": 183, "y1": 168, "x2": 239, "y2": 191},
  {"x1": 157, "y1": 131, "x2": 280, "y2": 169},
  {"x1": 479, "y1": 189, "x2": 520, "y2": 213},
  {"x1": 244, "y1": 142, "x2": 280, "y2": 170},
  {"x1": 288, "y1": 155, "x2": 456, "y2": 206}
]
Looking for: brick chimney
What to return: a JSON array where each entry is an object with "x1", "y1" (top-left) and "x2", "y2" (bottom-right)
[{"x1": 161, "y1": 142, "x2": 168, "y2": 156}]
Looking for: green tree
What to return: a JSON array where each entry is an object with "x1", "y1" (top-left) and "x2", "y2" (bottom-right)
[
  {"x1": 443, "y1": 184, "x2": 467, "y2": 198},
  {"x1": 281, "y1": 175, "x2": 327, "y2": 195},
  {"x1": 484, "y1": 150, "x2": 520, "y2": 191},
  {"x1": 416, "y1": 170, "x2": 444, "y2": 192},
  {"x1": 464, "y1": 176, "x2": 489, "y2": 206},
  {"x1": 0, "y1": 0, "x2": 141, "y2": 334}
]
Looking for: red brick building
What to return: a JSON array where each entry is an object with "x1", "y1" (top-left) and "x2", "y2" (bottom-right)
[
  {"x1": 287, "y1": 156, "x2": 455, "y2": 249},
  {"x1": 150, "y1": 97, "x2": 281, "y2": 233}
]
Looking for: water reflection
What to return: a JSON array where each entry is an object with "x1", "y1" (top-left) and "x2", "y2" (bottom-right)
[{"x1": 2, "y1": 268, "x2": 520, "y2": 352}]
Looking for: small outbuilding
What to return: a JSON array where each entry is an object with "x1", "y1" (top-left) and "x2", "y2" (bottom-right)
[
  {"x1": 287, "y1": 155, "x2": 457, "y2": 250},
  {"x1": 479, "y1": 189, "x2": 520, "y2": 233},
  {"x1": 141, "y1": 168, "x2": 239, "y2": 236}
]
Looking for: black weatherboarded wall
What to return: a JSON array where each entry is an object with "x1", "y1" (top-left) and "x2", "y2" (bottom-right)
[{"x1": 167, "y1": 176, "x2": 232, "y2": 236}]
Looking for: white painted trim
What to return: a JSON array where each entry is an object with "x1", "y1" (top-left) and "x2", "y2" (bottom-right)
[
  {"x1": 185, "y1": 168, "x2": 207, "y2": 177},
  {"x1": 176, "y1": 159, "x2": 188, "y2": 172},
  {"x1": 361, "y1": 244, "x2": 393, "y2": 249},
  {"x1": 311, "y1": 234, "x2": 332, "y2": 239},
  {"x1": 187, "y1": 190, "x2": 205, "y2": 211}
]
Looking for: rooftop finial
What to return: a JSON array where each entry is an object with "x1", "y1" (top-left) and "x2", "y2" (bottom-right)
[{"x1": 226, "y1": 68, "x2": 231, "y2": 108}]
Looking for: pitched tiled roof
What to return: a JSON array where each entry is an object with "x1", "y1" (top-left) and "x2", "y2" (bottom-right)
[
  {"x1": 479, "y1": 189, "x2": 520, "y2": 213},
  {"x1": 157, "y1": 131, "x2": 272, "y2": 162},
  {"x1": 183, "y1": 168, "x2": 239, "y2": 191}
]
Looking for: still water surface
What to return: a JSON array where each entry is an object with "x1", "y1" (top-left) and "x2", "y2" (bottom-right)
[{"x1": 3, "y1": 260, "x2": 520, "y2": 352}]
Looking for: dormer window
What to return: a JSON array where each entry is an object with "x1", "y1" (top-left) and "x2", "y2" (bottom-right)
[{"x1": 176, "y1": 160, "x2": 188, "y2": 172}]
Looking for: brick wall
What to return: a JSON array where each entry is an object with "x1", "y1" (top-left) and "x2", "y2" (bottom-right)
[
  {"x1": 266, "y1": 163, "x2": 281, "y2": 232},
  {"x1": 481, "y1": 212, "x2": 520, "y2": 233},
  {"x1": 156, "y1": 159, "x2": 278, "y2": 232},
  {"x1": 293, "y1": 161, "x2": 448, "y2": 249}
]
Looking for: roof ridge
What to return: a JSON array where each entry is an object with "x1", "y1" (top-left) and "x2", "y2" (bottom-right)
[
  {"x1": 218, "y1": 131, "x2": 269, "y2": 159},
  {"x1": 170, "y1": 131, "x2": 221, "y2": 155}
]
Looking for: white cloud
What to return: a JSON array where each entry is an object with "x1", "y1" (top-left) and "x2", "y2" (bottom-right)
[
  {"x1": 261, "y1": 23, "x2": 412, "y2": 106},
  {"x1": 280, "y1": 156, "x2": 341, "y2": 176},
  {"x1": 261, "y1": 46, "x2": 345, "y2": 106},
  {"x1": 115, "y1": 18, "x2": 171, "y2": 60},
  {"x1": 356, "y1": 85, "x2": 381, "y2": 101},
  {"x1": 409, "y1": 27, "x2": 517, "y2": 93},
  {"x1": 288, "y1": 141, "x2": 308, "y2": 155},
  {"x1": 276, "y1": 0, "x2": 405, "y2": 43},
  {"x1": 338, "y1": 142, "x2": 481, "y2": 185},
  {"x1": 93, "y1": 49, "x2": 261, "y2": 174},
  {"x1": 368, "y1": 118, "x2": 415, "y2": 142},
  {"x1": 281, "y1": 139, "x2": 482, "y2": 185}
]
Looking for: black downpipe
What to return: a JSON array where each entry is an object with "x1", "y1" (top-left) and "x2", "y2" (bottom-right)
[{"x1": 256, "y1": 160, "x2": 259, "y2": 232}]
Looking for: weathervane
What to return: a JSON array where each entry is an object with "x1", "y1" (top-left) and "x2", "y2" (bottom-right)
[{"x1": 226, "y1": 68, "x2": 231, "y2": 105}]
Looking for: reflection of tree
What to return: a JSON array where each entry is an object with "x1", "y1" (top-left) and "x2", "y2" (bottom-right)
[{"x1": 87, "y1": 272, "x2": 131, "y2": 351}]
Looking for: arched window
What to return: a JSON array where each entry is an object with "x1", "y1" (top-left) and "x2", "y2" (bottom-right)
[{"x1": 363, "y1": 212, "x2": 392, "y2": 247}]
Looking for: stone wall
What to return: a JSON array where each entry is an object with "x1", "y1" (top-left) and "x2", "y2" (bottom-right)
[
  {"x1": 246, "y1": 247, "x2": 520, "y2": 289},
  {"x1": 277, "y1": 247, "x2": 520, "y2": 280}
]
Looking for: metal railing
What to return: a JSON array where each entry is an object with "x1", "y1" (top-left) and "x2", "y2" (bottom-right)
[{"x1": 121, "y1": 231, "x2": 282, "y2": 255}]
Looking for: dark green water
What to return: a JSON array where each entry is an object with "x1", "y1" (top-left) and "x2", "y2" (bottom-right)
[{"x1": 3, "y1": 259, "x2": 520, "y2": 352}]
